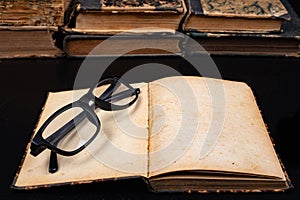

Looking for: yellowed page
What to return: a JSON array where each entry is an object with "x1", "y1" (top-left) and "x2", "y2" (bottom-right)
[
  {"x1": 14, "y1": 83, "x2": 148, "y2": 188},
  {"x1": 148, "y1": 76, "x2": 285, "y2": 180}
]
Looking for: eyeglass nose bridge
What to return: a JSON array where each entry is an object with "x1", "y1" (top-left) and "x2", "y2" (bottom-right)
[{"x1": 78, "y1": 93, "x2": 95, "y2": 106}]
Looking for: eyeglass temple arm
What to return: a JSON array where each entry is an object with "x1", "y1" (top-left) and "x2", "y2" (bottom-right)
[{"x1": 106, "y1": 88, "x2": 140, "y2": 103}]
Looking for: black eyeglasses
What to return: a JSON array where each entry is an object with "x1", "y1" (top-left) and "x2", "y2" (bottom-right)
[{"x1": 30, "y1": 76, "x2": 140, "y2": 173}]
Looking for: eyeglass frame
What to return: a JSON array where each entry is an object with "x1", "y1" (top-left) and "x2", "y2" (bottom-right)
[{"x1": 29, "y1": 76, "x2": 140, "y2": 172}]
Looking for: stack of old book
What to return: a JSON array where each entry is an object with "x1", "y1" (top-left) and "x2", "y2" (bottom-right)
[
  {"x1": 0, "y1": 0, "x2": 65, "y2": 58},
  {"x1": 183, "y1": 0, "x2": 300, "y2": 57},
  {"x1": 60, "y1": 0, "x2": 300, "y2": 57},
  {"x1": 0, "y1": 0, "x2": 299, "y2": 58}
]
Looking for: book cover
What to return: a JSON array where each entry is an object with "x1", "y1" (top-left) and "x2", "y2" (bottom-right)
[
  {"x1": 0, "y1": 0, "x2": 66, "y2": 59},
  {"x1": 0, "y1": 0, "x2": 64, "y2": 27},
  {"x1": 65, "y1": 0, "x2": 187, "y2": 33},
  {"x1": 182, "y1": 0, "x2": 291, "y2": 33},
  {"x1": 184, "y1": 0, "x2": 300, "y2": 57},
  {"x1": 62, "y1": 32, "x2": 184, "y2": 57}
]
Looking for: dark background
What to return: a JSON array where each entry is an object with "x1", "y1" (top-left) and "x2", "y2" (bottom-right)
[
  {"x1": 1, "y1": 0, "x2": 300, "y2": 199},
  {"x1": 289, "y1": 0, "x2": 300, "y2": 15}
]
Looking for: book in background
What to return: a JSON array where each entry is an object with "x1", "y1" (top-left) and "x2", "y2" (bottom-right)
[
  {"x1": 65, "y1": 0, "x2": 291, "y2": 34},
  {"x1": 65, "y1": 0, "x2": 187, "y2": 33},
  {"x1": 184, "y1": 0, "x2": 300, "y2": 57},
  {"x1": 0, "y1": 0, "x2": 65, "y2": 59},
  {"x1": 1, "y1": 0, "x2": 299, "y2": 58},
  {"x1": 59, "y1": 0, "x2": 299, "y2": 57},
  {"x1": 182, "y1": 0, "x2": 290, "y2": 33},
  {"x1": 62, "y1": 33, "x2": 185, "y2": 57}
]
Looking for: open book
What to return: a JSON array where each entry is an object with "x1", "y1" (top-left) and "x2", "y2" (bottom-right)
[{"x1": 11, "y1": 76, "x2": 292, "y2": 192}]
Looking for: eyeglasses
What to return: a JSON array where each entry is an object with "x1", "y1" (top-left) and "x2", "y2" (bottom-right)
[{"x1": 30, "y1": 76, "x2": 140, "y2": 173}]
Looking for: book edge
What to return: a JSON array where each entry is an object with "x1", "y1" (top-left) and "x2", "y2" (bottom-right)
[
  {"x1": 62, "y1": 33, "x2": 185, "y2": 57},
  {"x1": 10, "y1": 93, "x2": 50, "y2": 190},
  {"x1": 249, "y1": 87, "x2": 293, "y2": 190}
]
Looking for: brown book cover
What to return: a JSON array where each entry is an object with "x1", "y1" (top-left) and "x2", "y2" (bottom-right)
[
  {"x1": 184, "y1": 0, "x2": 300, "y2": 57},
  {"x1": 182, "y1": 0, "x2": 291, "y2": 33},
  {"x1": 0, "y1": 0, "x2": 65, "y2": 58},
  {"x1": 62, "y1": 32, "x2": 184, "y2": 57},
  {"x1": 0, "y1": 0, "x2": 64, "y2": 26},
  {"x1": 65, "y1": 0, "x2": 187, "y2": 33},
  {"x1": 0, "y1": 26, "x2": 63, "y2": 59}
]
